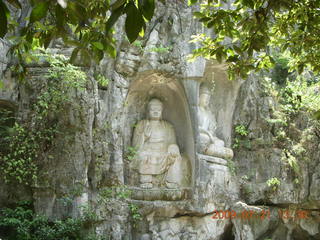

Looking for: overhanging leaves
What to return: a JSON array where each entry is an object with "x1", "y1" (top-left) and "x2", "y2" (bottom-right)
[
  {"x1": 0, "y1": 0, "x2": 9, "y2": 38},
  {"x1": 105, "y1": 5, "x2": 124, "y2": 33},
  {"x1": 30, "y1": 1, "x2": 49, "y2": 23},
  {"x1": 191, "y1": 0, "x2": 320, "y2": 79},
  {"x1": 125, "y1": 2, "x2": 144, "y2": 43},
  {"x1": 139, "y1": 0, "x2": 155, "y2": 21}
]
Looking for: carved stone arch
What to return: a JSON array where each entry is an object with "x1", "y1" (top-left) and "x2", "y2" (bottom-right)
[
  {"x1": 123, "y1": 70, "x2": 195, "y2": 199},
  {"x1": 200, "y1": 62, "x2": 243, "y2": 146}
]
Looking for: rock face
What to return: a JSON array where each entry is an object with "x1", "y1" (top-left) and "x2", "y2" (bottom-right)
[{"x1": 0, "y1": 1, "x2": 319, "y2": 240}]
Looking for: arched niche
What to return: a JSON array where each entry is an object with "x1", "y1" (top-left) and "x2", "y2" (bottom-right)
[
  {"x1": 200, "y1": 62, "x2": 243, "y2": 146},
  {"x1": 123, "y1": 71, "x2": 195, "y2": 195}
]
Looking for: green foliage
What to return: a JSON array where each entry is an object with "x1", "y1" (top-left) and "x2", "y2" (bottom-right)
[
  {"x1": 98, "y1": 185, "x2": 132, "y2": 203},
  {"x1": 129, "y1": 203, "x2": 142, "y2": 227},
  {"x1": 132, "y1": 40, "x2": 144, "y2": 50},
  {"x1": 125, "y1": 2, "x2": 145, "y2": 43},
  {"x1": 0, "y1": 108, "x2": 15, "y2": 152},
  {"x1": 227, "y1": 159, "x2": 236, "y2": 176},
  {"x1": 148, "y1": 45, "x2": 172, "y2": 53},
  {"x1": 281, "y1": 149, "x2": 300, "y2": 176},
  {"x1": 96, "y1": 74, "x2": 109, "y2": 88},
  {"x1": 33, "y1": 53, "x2": 87, "y2": 119},
  {"x1": 116, "y1": 185, "x2": 132, "y2": 199},
  {"x1": 0, "y1": 0, "x2": 9, "y2": 38},
  {"x1": 271, "y1": 54, "x2": 291, "y2": 85},
  {"x1": 280, "y1": 77, "x2": 320, "y2": 116},
  {"x1": 234, "y1": 124, "x2": 249, "y2": 136},
  {"x1": 0, "y1": 123, "x2": 43, "y2": 185},
  {"x1": 98, "y1": 186, "x2": 141, "y2": 226},
  {"x1": 0, "y1": 203, "x2": 79, "y2": 240},
  {"x1": 242, "y1": 184, "x2": 253, "y2": 196},
  {"x1": 47, "y1": 54, "x2": 87, "y2": 89},
  {"x1": 233, "y1": 124, "x2": 251, "y2": 149},
  {"x1": 266, "y1": 177, "x2": 281, "y2": 191},
  {"x1": 125, "y1": 146, "x2": 138, "y2": 161},
  {"x1": 190, "y1": 0, "x2": 320, "y2": 79},
  {"x1": 0, "y1": 52, "x2": 87, "y2": 185},
  {"x1": 261, "y1": 67, "x2": 320, "y2": 185},
  {"x1": 98, "y1": 188, "x2": 113, "y2": 203},
  {"x1": 79, "y1": 205, "x2": 99, "y2": 223},
  {"x1": 241, "y1": 175, "x2": 249, "y2": 181},
  {"x1": 69, "y1": 184, "x2": 85, "y2": 198},
  {"x1": 0, "y1": 203, "x2": 101, "y2": 240},
  {"x1": 1, "y1": 0, "x2": 158, "y2": 75}
]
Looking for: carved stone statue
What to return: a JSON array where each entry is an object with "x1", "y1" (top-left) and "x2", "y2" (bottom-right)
[
  {"x1": 132, "y1": 98, "x2": 184, "y2": 188},
  {"x1": 198, "y1": 85, "x2": 233, "y2": 159}
]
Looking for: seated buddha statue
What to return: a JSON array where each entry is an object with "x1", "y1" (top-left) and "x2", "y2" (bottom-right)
[
  {"x1": 198, "y1": 85, "x2": 233, "y2": 160},
  {"x1": 132, "y1": 98, "x2": 183, "y2": 188}
]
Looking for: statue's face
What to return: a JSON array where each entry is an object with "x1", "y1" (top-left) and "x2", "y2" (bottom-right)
[
  {"x1": 148, "y1": 104, "x2": 162, "y2": 120},
  {"x1": 199, "y1": 93, "x2": 210, "y2": 107}
]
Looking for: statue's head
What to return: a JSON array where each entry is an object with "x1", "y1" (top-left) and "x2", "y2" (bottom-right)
[
  {"x1": 199, "y1": 85, "x2": 211, "y2": 108},
  {"x1": 148, "y1": 98, "x2": 163, "y2": 120}
]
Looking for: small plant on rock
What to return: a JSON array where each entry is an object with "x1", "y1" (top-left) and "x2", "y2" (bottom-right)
[
  {"x1": 233, "y1": 124, "x2": 250, "y2": 149},
  {"x1": 129, "y1": 203, "x2": 142, "y2": 227},
  {"x1": 266, "y1": 177, "x2": 281, "y2": 191}
]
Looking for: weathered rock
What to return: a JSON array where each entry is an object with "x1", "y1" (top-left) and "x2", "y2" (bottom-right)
[{"x1": 0, "y1": 0, "x2": 319, "y2": 239}]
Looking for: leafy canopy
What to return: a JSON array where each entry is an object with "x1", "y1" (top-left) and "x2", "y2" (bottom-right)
[
  {"x1": 189, "y1": 0, "x2": 320, "y2": 79},
  {"x1": 0, "y1": 0, "x2": 157, "y2": 67},
  {"x1": 2, "y1": 0, "x2": 320, "y2": 82}
]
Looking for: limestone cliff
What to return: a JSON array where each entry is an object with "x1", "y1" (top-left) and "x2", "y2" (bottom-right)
[{"x1": 0, "y1": 1, "x2": 319, "y2": 240}]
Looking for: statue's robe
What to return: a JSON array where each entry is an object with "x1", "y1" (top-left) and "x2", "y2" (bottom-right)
[
  {"x1": 198, "y1": 107, "x2": 233, "y2": 159},
  {"x1": 132, "y1": 119, "x2": 178, "y2": 175},
  {"x1": 198, "y1": 107, "x2": 221, "y2": 148}
]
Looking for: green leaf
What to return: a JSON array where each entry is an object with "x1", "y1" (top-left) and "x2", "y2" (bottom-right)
[
  {"x1": 93, "y1": 49, "x2": 104, "y2": 63},
  {"x1": 111, "y1": 0, "x2": 126, "y2": 10},
  {"x1": 199, "y1": 17, "x2": 211, "y2": 22},
  {"x1": 125, "y1": 2, "x2": 144, "y2": 43},
  {"x1": 216, "y1": 50, "x2": 223, "y2": 63},
  {"x1": 80, "y1": 48, "x2": 91, "y2": 66},
  {"x1": 233, "y1": 45, "x2": 242, "y2": 54},
  {"x1": 105, "y1": 6, "x2": 124, "y2": 33},
  {"x1": 7, "y1": 0, "x2": 22, "y2": 9},
  {"x1": 69, "y1": 47, "x2": 81, "y2": 64},
  {"x1": 106, "y1": 44, "x2": 116, "y2": 58},
  {"x1": 0, "y1": 0, "x2": 9, "y2": 38},
  {"x1": 30, "y1": 1, "x2": 49, "y2": 23},
  {"x1": 54, "y1": 4, "x2": 66, "y2": 36},
  {"x1": 207, "y1": 20, "x2": 214, "y2": 28},
  {"x1": 67, "y1": 1, "x2": 87, "y2": 22},
  {"x1": 188, "y1": 0, "x2": 197, "y2": 6},
  {"x1": 242, "y1": 0, "x2": 254, "y2": 8},
  {"x1": 313, "y1": 110, "x2": 320, "y2": 120},
  {"x1": 0, "y1": 80, "x2": 3, "y2": 89},
  {"x1": 297, "y1": 63, "x2": 304, "y2": 74},
  {"x1": 92, "y1": 42, "x2": 104, "y2": 50},
  {"x1": 139, "y1": 0, "x2": 155, "y2": 21},
  {"x1": 43, "y1": 32, "x2": 52, "y2": 48},
  {"x1": 193, "y1": 12, "x2": 205, "y2": 18}
]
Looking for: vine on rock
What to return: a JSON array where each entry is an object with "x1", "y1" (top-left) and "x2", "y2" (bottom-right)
[{"x1": 0, "y1": 52, "x2": 87, "y2": 186}]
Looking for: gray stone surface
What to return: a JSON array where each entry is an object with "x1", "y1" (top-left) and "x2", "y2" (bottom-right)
[{"x1": 0, "y1": 1, "x2": 319, "y2": 239}]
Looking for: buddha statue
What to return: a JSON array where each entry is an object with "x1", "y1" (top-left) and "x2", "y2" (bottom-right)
[
  {"x1": 198, "y1": 85, "x2": 233, "y2": 160},
  {"x1": 132, "y1": 98, "x2": 183, "y2": 188}
]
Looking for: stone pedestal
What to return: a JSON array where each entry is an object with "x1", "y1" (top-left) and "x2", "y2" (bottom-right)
[{"x1": 198, "y1": 154, "x2": 230, "y2": 187}]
